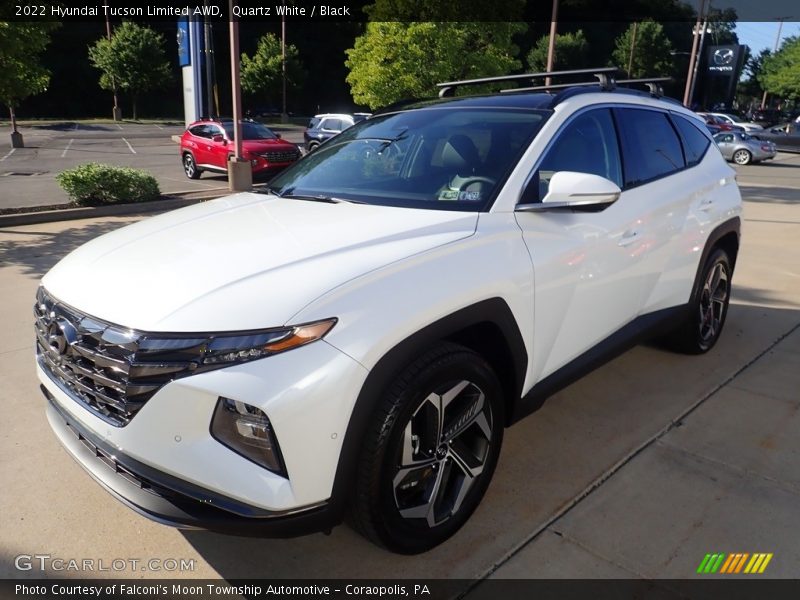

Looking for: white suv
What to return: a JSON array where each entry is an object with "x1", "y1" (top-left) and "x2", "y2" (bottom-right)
[{"x1": 36, "y1": 69, "x2": 741, "y2": 553}]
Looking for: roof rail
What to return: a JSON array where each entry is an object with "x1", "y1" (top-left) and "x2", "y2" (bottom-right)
[
  {"x1": 436, "y1": 67, "x2": 619, "y2": 98},
  {"x1": 501, "y1": 76, "x2": 674, "y2": 97},
  {"x1": 616, "y1": 77, "x2": 673, "y2": 97}
]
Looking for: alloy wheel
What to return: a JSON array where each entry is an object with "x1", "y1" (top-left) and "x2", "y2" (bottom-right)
[
  {"x1": 698, "y1": 260, "x2": 729, "y2": 346},
  {"x1": 392, "y1": 379, "x2": 493, "y2": 528},
  {"x1": 733, "y1": 149, "x2": 751, "y2": 165}
]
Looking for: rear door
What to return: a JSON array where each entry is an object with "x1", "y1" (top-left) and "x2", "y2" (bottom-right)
[{"x1": 714, "y1": 133, "x2": 735, "y2": 159}]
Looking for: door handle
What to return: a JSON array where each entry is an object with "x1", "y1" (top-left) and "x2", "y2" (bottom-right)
[{"x1": 618, "y1": 229, "x2": 640, "y2": 247}]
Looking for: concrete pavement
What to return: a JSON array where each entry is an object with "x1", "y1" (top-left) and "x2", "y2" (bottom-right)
[{"x1": 0, "y1": 187, "x2": 797, "y2": 586}]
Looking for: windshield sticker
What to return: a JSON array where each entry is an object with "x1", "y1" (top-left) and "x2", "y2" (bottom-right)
[{"x1": 438, "y1": 189, "x2": 483, "y2": 202}]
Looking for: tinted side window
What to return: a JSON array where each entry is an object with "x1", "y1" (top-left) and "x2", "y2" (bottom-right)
[
  {"x1": 189, "y1": 125, "x2": 209, "y2": 138},
  {"x1": 322, "y1": 119, "x2": 343, "y2": 131},
  {"x1": 536, "y1": 108, "x2": 622, "y2": 199},
  {"x1": 672, "y1": 115, "x2": 711, "y2": 167},
  {"x1": 615, "y1": 108, "x2": 685, "y2": 185}
]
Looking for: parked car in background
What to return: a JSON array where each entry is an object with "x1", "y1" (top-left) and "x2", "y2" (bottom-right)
[
  {"x1": 752, "y1": 123, "x2": 800, "y2": 153},
  {"x1": 714, "y1": 131, "x2": 776, "y2": 164},
  {"x1": 303, "y1": 113, "x2": 356, "y2": 152},
  {"x1": 697, "y1": 112, "x2": 743, "y2": 132},
  {"x1": 710, "y1": 113, "x2": 763, "y2": 133},
  {"x1": 180, "y1": 118, "x2": 300, "y2": 179}
]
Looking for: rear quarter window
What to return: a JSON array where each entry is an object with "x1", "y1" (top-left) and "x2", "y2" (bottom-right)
[{"x1": 672, "y1": 115, "x2": 712, "y2": 167}]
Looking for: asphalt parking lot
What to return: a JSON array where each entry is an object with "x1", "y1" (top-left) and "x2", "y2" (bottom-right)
[
  {"x1": 0, "y1": 158, "x2": 798, "y2": 589},
  {"x1": 0, "y1": 122, "x2": 306, "y2": 209}
]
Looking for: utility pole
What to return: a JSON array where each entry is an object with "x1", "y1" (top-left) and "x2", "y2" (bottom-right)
[
  {"x1": 104, "y1": 0, "x2": 121, "y2": 121},
  {"x1": 627, "y1": 22, "x2": 639, "y2": 77},
  {"x1": 204, "y1": 0, "x2": 214, "y2": 118},
  {"x1": 228, "y1": 0, "x2": 252, "y2": 191},
  {"x1": 683, "y1": 0, "x2": 707, "y2": 107},
  {"x1": 760, "y1": 17, "x2": 791, "y2": 109},
  {"x1": 687, "y1": 17, "x2": 709, "y2": 109},
  {"x1": 281, "y1": 15, "x2": 288, "y2": 123},
  {"x1": 545, "y1": 0, "x2": 559, "y2": 86}
]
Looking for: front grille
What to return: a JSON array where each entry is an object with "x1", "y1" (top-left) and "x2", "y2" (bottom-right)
[
  {"x1": 259, "y1": 150, "x2": 300, "y2": 163},
  {"x1": 34, "y1": 287, "x2": 205, "y2": 427}
]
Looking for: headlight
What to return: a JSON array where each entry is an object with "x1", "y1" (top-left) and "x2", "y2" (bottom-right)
[{"x1": 199, "y1": 318, "x2": 337, "y2": 366}]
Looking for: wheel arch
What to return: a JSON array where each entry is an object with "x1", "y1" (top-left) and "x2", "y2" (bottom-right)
[
  {"x1": 690, "y1": 217, "x2": 741, "y2": 300},
  {"x1": 327, "y1": 298, "x2": 527, "y2": 521}
]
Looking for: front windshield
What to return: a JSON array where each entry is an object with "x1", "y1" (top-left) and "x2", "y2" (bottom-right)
[
  {"x1": 223, "y1": 122, "x2": 277, "y2": 140},
  {"x1": 266, "y1": 107, "x2": 549, "y2": 211}
]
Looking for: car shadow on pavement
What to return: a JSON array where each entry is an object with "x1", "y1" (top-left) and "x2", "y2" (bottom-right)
[{"x1": 0, "y1": 219, "x2": 139, "y2": 278}]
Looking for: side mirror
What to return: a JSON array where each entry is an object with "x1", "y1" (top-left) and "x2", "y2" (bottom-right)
[
  {"x1": 212, "y1": 134, "x2": 225, "y2": 143},
  {"x1": 517, "y1": 171, "x2": 621, "y2": 212}
]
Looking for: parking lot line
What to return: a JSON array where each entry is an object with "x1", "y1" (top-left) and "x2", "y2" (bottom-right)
[
  {"x1": 60, "y1": 139, "x2": 74, "y2": 158},
  {"x1": 116, "y1": 124, "x2": 123, "y2": 130},
  {"x1": 0, "y1": 148, "x2": 15, "y2": 162},
  {"x1": 121, "y1": 138, "x2": 137, "y2": 154},
  {"x1": 73, "y1": 123, "x2": 79, "y2": 131},
  {"x1": 155, "y1": 124, "x2": 164, "y2": 130}
]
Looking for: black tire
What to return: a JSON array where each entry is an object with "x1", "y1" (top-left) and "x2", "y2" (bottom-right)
[
  {"x1": 664, "y1": 248, "x2": 732, "y2": 354},
  {"x1": 307, "y1": 141, "x2": 320, "y2": 152},
  {"x1": 182, "y1": 153, "x2": 201, "y2": 179},
  {"x1": 349, "y1": 342, "x2": 504, "y2": 554}
]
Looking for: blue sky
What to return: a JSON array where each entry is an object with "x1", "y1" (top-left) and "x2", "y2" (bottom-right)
[{"x1": 736, "y1": 21, "x2": 800, "y2": 54}]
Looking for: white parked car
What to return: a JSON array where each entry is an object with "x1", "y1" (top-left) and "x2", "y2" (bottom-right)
[
  {"x1": 36, "y1": 68, "x2": 742, "y2": 554},
  {"x1": 710, "y1": 112, "x2": 764, "y2": 133}
]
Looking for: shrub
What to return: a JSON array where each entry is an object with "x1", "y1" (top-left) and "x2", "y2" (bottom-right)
[{"x1": 56, "y1": 163, "x2": 160, "y2": 206}]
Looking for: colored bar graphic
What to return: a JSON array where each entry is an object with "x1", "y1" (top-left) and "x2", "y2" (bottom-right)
[{"x1": 699, "y1": 552, "x2": 773, "y2": 574}]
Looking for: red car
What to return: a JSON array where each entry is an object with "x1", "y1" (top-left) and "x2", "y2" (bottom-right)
[{"x1": 180, "y1": 118, "x2": 300, "y2": 179}]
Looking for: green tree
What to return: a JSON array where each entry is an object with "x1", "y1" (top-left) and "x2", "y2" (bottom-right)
[
  {"x1": 346, "y1": 21, "x2": 526, "y2": 110},
  {"x1": 612, "y1": 21, "x2": 674, "y2": 78},
  {"x1": 88, "y1": 22, "x2": 171, "y2": 120},
  {"x1": 0, "y1": 21, "x2": 59, "y2": 143},
  {"x1": 759, "y1": 36, "x2": 800, "y2": 101},
  {"x1": 527, "y1": 30, "x2": 590, "y2": 72},
  {"x1": 240, "y1": 33, "x2": 306, "y2": 109}
]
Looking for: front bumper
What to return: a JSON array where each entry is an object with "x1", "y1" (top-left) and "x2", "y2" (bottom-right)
[{"x1": 44, "y1": 388, "x2": 337, "y2": 537}]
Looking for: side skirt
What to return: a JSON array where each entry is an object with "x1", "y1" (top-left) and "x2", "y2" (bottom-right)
[{"x1": 510, "y1": 305, "x2": 688, "y2": 424}]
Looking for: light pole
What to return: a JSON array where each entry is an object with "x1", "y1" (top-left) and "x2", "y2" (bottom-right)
[
  {"x1": 545, "y1": 0, "x2": 558, "y2": 86},
  {"x1": 683, "y1": 0, "x2": 707, "y2": 107},
  {"x1": 281, "y1": 15, "x2": 288, "y2": 124},
  {"x1": 104, "y1": 0, "x2": 121, "y2": 120},
  {"x1": 228, "y1": 0, "x2": 252, "y2": 191},
  {"x1": 760, "y1": 17, "x2": 792, "y2": 109},
  {"x1": 687, "y1": 19, "x2": 710, "y2": 109}
]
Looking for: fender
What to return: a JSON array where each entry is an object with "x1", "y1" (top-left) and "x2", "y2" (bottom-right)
[
  {"x1": 326, "y1": 298, "x2": 527, "y2": 520},
  {"x1": 688, "y1": 217, "x2": 741, "y2": 300}
]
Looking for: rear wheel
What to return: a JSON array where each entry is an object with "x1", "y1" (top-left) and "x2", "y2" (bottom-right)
[
  {"x1": 733, "y1": 149, "x2": 752, "y2": 165},
  {"x1": 182, "y1": 153, "x2": 201, "y2": 179},
  {"x1": 350, "y1": 343, "x2": 504, "y2": 554},
  {"x1": 308, "y1": 141, "x2": 320, "y2": 152},
  {"x1": 664, "y1": 248, "x2": 732, "y2": 354}
]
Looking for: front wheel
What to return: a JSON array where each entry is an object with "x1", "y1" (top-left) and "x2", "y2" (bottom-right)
[
  {"x1": 733, "y1": 149, "x2": 752, "y2": 165},
  {"x1": 350, "y1": 343, "x2": 504, "y2": 553}
]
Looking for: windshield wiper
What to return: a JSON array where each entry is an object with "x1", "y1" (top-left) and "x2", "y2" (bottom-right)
[{"x1": 281, "y1": 193, "x2": 347, "y2": 204}]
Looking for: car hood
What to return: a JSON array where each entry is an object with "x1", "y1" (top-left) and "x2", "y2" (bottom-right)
[{"x1": 42, "y1": 193, "x2": 477, "y2": 331}]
